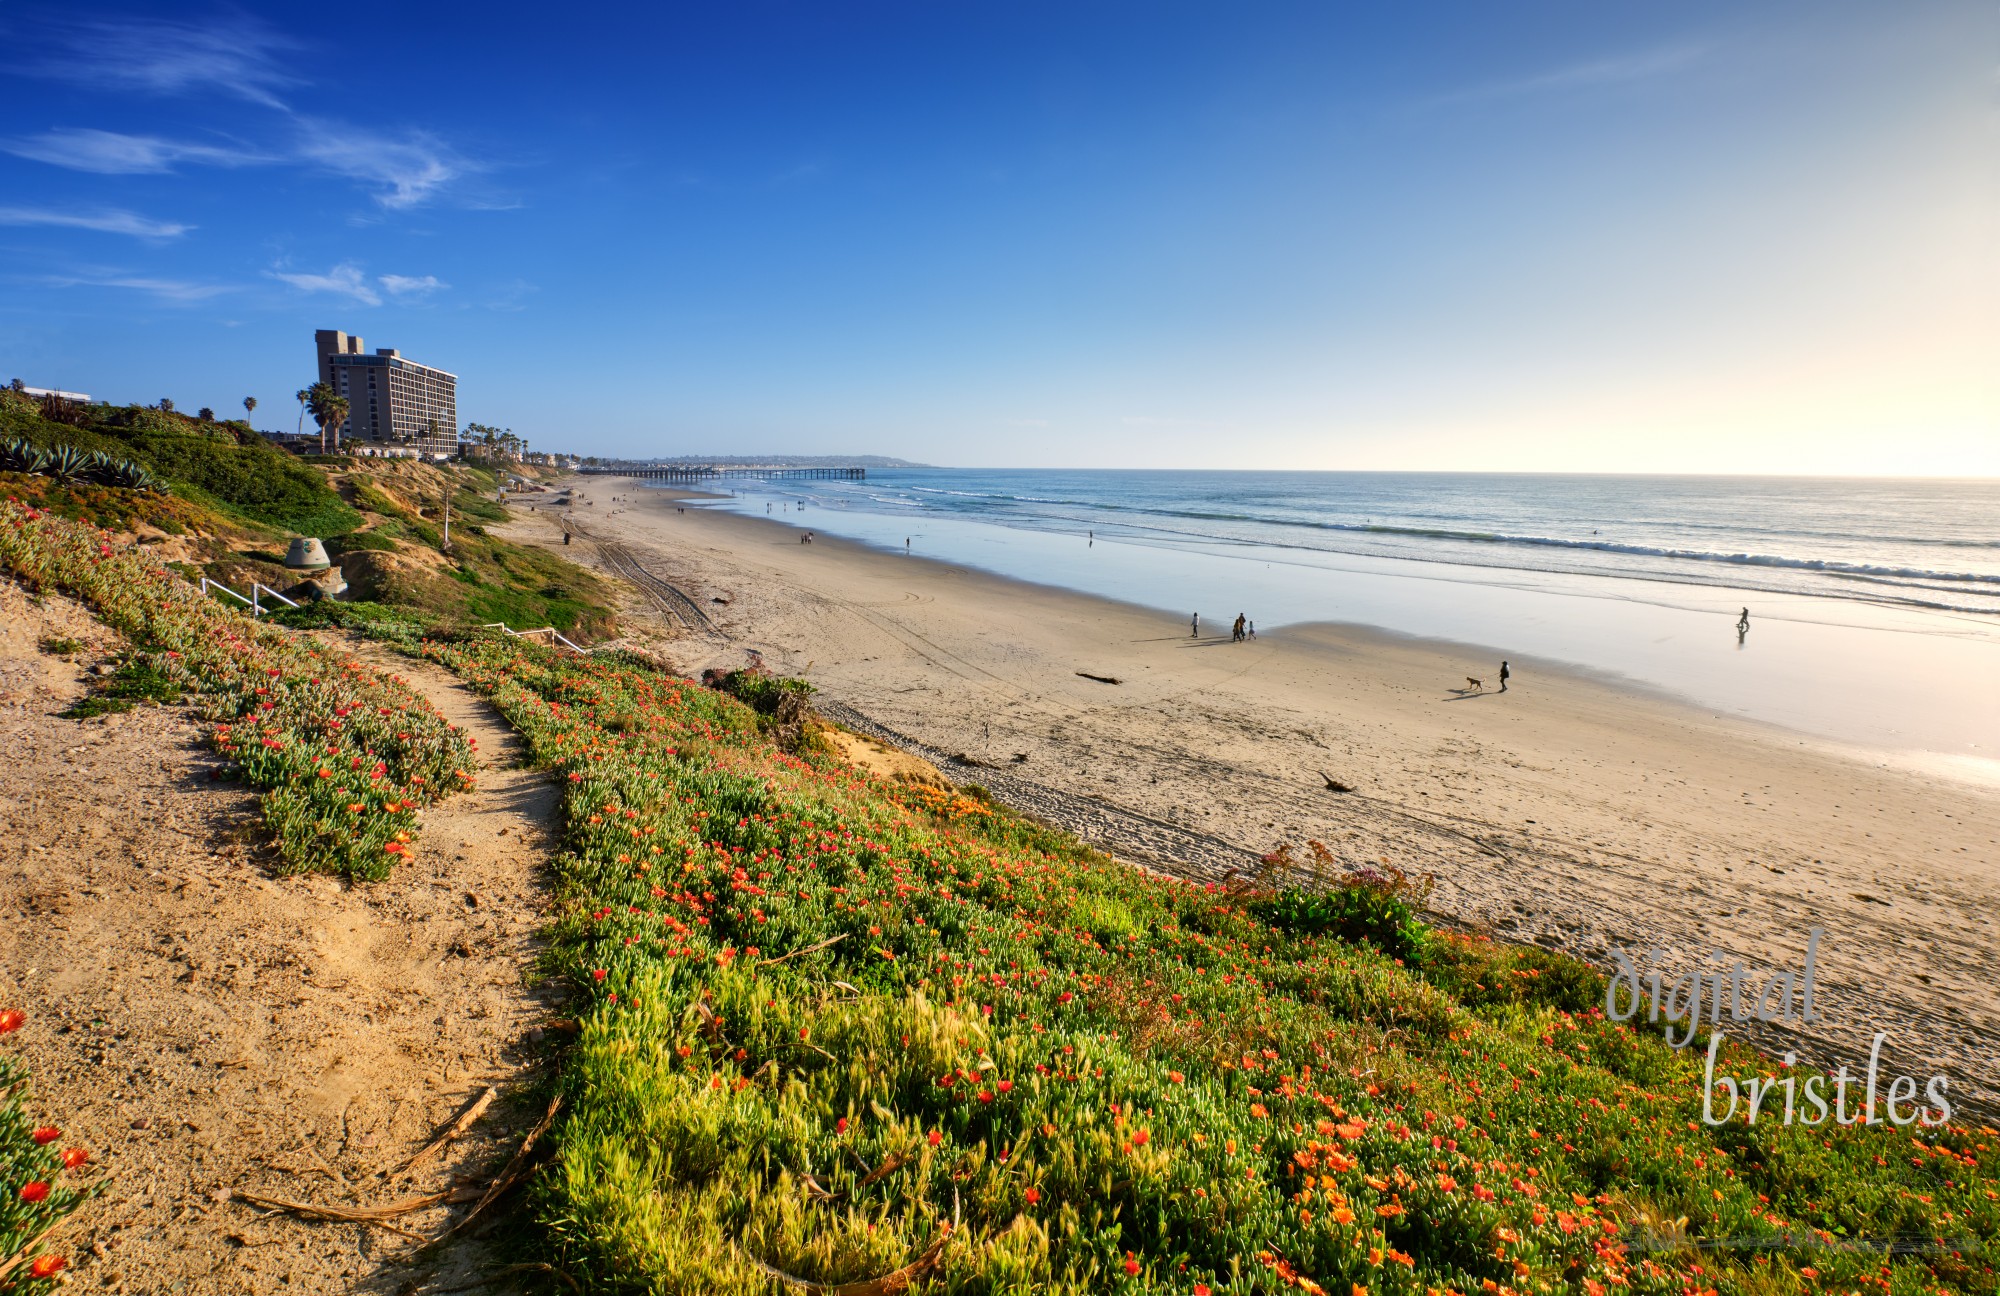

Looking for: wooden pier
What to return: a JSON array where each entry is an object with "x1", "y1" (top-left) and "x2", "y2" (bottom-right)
[{"x1": 582, "y1": 465, "x2": 866, "y2": 482}]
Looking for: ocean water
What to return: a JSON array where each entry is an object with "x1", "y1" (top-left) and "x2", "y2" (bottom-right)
[{"x1": 679, "y1": 470, "x2": 2000, "y2": 771}]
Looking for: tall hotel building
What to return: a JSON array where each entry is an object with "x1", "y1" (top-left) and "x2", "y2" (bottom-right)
[{"x1": 314, "y1": 330, "x2": 459, "y2": 457}]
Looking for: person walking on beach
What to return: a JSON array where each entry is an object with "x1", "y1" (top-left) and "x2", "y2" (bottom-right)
[
  {"x1": 1247, "y1": 620, "x2": 1256, "y2": 639},
  {"x1": 1190, "y1": 612, "x2": 1199, "y2": 638},
  {"x1": 1232, "y1": 613, "x2": 1246, "y2": 642},
  {"x1": 1499, "y1": 660, "x2": 1510, "y2": 692},
  {"x1": 1737, "y1": 607, "x2": 1751, "y2": 633}
]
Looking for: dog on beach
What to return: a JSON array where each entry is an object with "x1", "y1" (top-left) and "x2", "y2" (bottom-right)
[{"x1": 1464, "y1": 676, "x2": 1484, "y2": 693}]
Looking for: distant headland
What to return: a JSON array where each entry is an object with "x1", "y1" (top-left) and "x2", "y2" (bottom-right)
[{"x1": 607, "y1": 454, "x2": 926, "y2": 469}]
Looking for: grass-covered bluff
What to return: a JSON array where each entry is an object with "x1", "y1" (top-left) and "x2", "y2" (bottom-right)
[
  {"x1": 0, "y1": 501, "x2": 476, "y2": 877},
  {"x1": 0, "y1": 387, "x2": 614, "y2": 638},
  {"x1": 414, "y1": 630, "x2": 1998, "y2": 1296}
]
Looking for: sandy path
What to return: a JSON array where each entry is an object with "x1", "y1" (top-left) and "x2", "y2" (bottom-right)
[
  {"x1": 0, "y1": 584, "x2": 556, "y2": 1294},
  {"x1": 521, "y1": 480, "x2": 2000, "y2": 1115}
]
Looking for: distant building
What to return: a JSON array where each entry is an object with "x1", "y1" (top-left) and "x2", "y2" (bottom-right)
[
  {"x1": 20, "y1": 386, "x2": 92, "y2": 402},
  {"x1": 314, "y1": 330, "x2": 458, "y2": 457}
]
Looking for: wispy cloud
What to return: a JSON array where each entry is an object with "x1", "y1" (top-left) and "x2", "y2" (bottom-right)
[
  {"x1": 0, "y1": 127, "x2": 266, "y2": 174},
  {"x1": 269, "y1": 263, "x2": 382, "y2": 306},
  {"x1": 4, "y1": 121, "x2": 478, "y2": 209},
  {"x1": 380, "y1": 274, "x2": 447, "y2": 297},
  {"x1": 1428, "y1": 45, "x2": 1707, "y2": 107},
  {"x1": 25, "y1": 13, "x2": 299, "y2": 109},
  {"x1": 0, "y1": 206, "x2": 190, "y2": 238},
  {"x1": 6, "y1": 17, "x2": 485, "y2": 209},
  {"x1": 296, "y1": 121, "x2": 471, "y2": 209},
  {"x1": 41, "y1": 271, "x2": 235, "y2": 302}
]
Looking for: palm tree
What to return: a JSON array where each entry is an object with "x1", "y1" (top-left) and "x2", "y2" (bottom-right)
[
  {"x1": 243, "y1": 396, "x2": 257, "y2": 422},
  {"x1": 295, "y1": 388, "x2": 310, "y2": 437},
  {"x1": 327, "y1": 395, "x2": 349, "y2": 453},
  {"x1": 306, "y1": 383, "x2": 349, "y2": 454}
]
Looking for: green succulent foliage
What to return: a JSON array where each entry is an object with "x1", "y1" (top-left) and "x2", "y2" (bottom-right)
[
  {"x1": 1251, "y1": 884, "x2": 1427, "y2": 961},
  {"x1": 0, "y1": 437, "x2": 163, "y2": 493}
]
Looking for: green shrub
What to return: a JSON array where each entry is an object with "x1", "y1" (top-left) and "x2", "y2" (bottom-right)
[
  {"x1": 325, "y1": 529, "x2": 400, "y2": 557},
  {"x1": 1252, "y1": 881, "x2": 1427, "y2": 961},
  {"x1": 60, "y1": 656, "x2": 183, "y2": 718}
]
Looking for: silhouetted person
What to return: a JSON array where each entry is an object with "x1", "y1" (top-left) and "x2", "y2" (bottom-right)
[
  {"x1": 1232, "y1": 613, "x2": 1246, "y2": 642},
  {"x1": 1499, "y1": 660, "x2": 1510, "y2": 692},
  {"x1": 1738, "y1": 607, "x2": 1750, "y2": 633},
  {"x1": 1190, "y1": 612, "x2": 1199, "y2": 638},
  {"x1": 1247, "y1": 621, "x2": 1256, "y2": 639}
]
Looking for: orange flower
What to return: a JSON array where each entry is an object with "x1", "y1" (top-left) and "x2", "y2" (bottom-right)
[
  {"x1": 0, "y1": 1009, "x2": 23, "y2": 1033},
  {"x1": 61, "y1": 1148, "x2": 88, "y2": 1170},
  {"x1": 20, "y1": 1182, "x2": 49, "y2": 1203},
  {"x1": 31, "y1": 1128, "x2": 59, "y2": 1145},
  {"x1": 29, "y1": 1256, "x2": 66, "y2": 1278}
]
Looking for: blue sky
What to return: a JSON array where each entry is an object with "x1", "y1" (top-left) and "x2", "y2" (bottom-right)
[{"x1": 1, "y1": 2, "x2": 1992, "y2": 472}]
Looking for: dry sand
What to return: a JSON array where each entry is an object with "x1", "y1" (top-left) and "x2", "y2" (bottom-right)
[{"x1": 531, "y1": 480, "x2": 2000, "y2": 1112}]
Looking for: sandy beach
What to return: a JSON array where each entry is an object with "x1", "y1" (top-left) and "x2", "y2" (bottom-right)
[{"x1": 515, "y1": 478, "x2": 2000, "y2": 1109}]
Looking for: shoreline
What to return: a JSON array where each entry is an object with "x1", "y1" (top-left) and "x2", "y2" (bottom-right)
[
  {"x1": 528, "y1": 476, "x2": 2000, "y2": 1110},
  {"x1": 689, "y1": 474, "x2": 2000, "y2": 769}
]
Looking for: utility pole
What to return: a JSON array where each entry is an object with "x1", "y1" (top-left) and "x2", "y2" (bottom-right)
[{"x1": 441, "y1": 480, "x2": 452, "y2": 554}]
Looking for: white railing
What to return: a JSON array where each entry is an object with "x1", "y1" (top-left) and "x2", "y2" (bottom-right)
[
  {"x1": 193, "y1": 575, "x2": 591, "y2": 651},
  {"x1": 198, "y1": 576, "x2": 300, "y2": 617},
  {"x1": 477, "y1": 622, "x2": 595, "y2": 654}
]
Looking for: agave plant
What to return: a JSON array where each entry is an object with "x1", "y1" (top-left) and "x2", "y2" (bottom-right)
[
  {"x1": 83, "y1": 453, "x2": 162, "y2": 493},
  {"x1": 0, "y1": 438, "x2": 160, "y2": 492},
  {"x1": 40, "y1": 445, "x2": 91, "y2": 483},
  {"x1": 0, "y1": 438, "x2": 44, "y2": 475}
]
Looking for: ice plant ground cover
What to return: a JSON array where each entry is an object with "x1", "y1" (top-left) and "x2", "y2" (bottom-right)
[
  {"x1": 0, "y1": 501, "x2": 476, "y2": 878},
  {"x1": 0, "y1": 1039, "x2": 95, "y2": 1289},
  {"x1": 418, "y1": 632, "x2": 1998, "y2": 1296}
]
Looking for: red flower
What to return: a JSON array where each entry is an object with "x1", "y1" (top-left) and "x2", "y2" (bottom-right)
[
  {"x1": 1024, "y1": 1187, "x2": 1041, "y2": 1205},
  {"x1": 1057, "y1": 992, "x2": 1073, "y2": 1004},
  {"x1": 977, "y1": 1090, "x2": 994, "y2": 1104},
  {"x1": 0, "y1": 1009, "x2": 23, "y2": 1033},
  {"x1": 61, "y1": 1148, "x2": 88, "y2": 1170},
  {"x1": 836, "y1": 1117, "x2": 849, "y2": 1134},
  {"x1": 592, "y1": 968, "x2": 607, "y2": 981},
  {"x1": 997, "y1": 1080, "x2": 1013, "y2": 1093},
  {"x1": 1195, "y1": 1286, "x2": 1212, "y2": 1296},
  {"x1": 926, "y1": 1130, "x2": 942, "y2": 1148},
  {"x1": 20, "y1": 1181, "x2": 50, "y2": 1203},
  {"x1": 29, "y1": 1256, "x2": 66, "y2": 1278},
  {"x1": 1124, "y1": 1257, "x2": 1141, "y2": 1277},
  {"x1": 31, "y1": 1127, "x2": 59, "y2": 1145}
]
